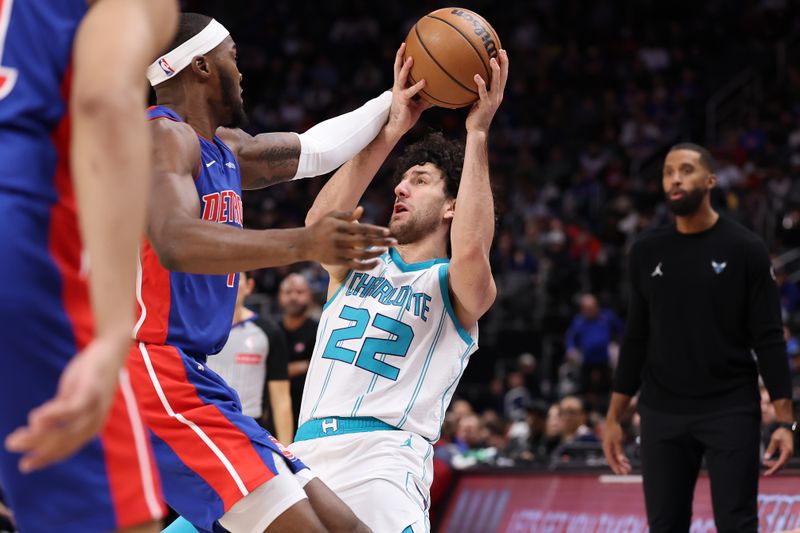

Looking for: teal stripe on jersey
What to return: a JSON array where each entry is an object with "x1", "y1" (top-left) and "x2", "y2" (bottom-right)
[
  {"x1": 390, "y1": 248, "x2": 448, "y2": 272},
  {"x1": 438, "y1": 264, "x2": 473, "y2": 345},
  {"x1": 421, "y1": 441, "x2": 432, "y2": 481},
  {"x1": 309, "y1": 316, "x2": 333, "y2": 419},
  {"x1": 310, "y1": 360, "x2": 336, "y2": 420},
  {"x1": 322, "y1": 270, "x2": 353, "y2": 311},
  {"x1": 433, "y1": 341, "x2": 475, "y2": 442},
  {"x1": 397, "y1": 307, "x2": 447, "y2": 429}
]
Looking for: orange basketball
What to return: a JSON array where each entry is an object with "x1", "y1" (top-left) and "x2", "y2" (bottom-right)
[{"x1": 404, "y1": 7, "x2": 502, "y2": 109}]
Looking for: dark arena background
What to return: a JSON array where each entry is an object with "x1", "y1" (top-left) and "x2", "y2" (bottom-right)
[{"x1": 164, "y1": 1, "x2": 800, "y2": 531}]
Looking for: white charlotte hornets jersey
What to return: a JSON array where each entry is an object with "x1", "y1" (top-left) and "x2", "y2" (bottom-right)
[{"x1": 299, "y1": 248, "x2": 478, "y2": 442}]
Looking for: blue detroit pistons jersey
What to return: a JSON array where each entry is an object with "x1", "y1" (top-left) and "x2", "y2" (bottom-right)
[
  {"x1": 134, "y1": 106, "x2": 243, "y2": 356},
  {"x1": 299, "y1": 249, "x2": 479, "y2": 442},
  {"x1": 0, "y1": 0, "x2": 87, "y2": 201},
  {"x1": 0, "y1": 2, "x2": 166, "y2": 531}
]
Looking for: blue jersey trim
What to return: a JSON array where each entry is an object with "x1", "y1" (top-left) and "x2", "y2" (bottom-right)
[
  {"x1": 294, "y1": 416, "x2": 397, "y2": 441},
  {"x1": 437, "y1": 264, "x2": 474, "y2": 345},
  {"x1": 322, "y1": 270, "x2": 353, "y2": 311},
  {"x1": 389, "y1": 248, "x2": 448, "y2": 272}
]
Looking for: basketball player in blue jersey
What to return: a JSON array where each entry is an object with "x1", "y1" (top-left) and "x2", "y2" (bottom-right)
[
  {"x1": 288, "y1": 45, "x2": 509, "y2": 532},
  {"x1": 127, "y1": 12, "x2": 402, "y2": 533},
  {"x1": 0, "y1": 0, "x2": 178, "y2": 532}
]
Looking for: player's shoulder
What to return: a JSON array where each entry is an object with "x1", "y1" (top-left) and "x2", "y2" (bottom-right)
[
  {"x1": 148, "y1": 112, "x2": 194, "y2": 138},
  {"x1": 717, "y1": 216, "x2": 764, "y2": 246},
  {"x1": 149, "y1": 114, "x2": 200, "y2": 161},
  {"x1": 215, "y1": 127, "x2": 249, "y2": 156}
]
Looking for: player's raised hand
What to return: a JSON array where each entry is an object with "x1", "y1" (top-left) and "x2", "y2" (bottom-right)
[
  {"x1": 5, "y1": 334, "x2": 128, "y2": 472},
  {"x1": 465, "y1": 49, "x2": 508, "y2": 134},
  {"x1": 602, "y1": 418, "x2": 632, "y2": 476},
  {"x1": 303, "y1": 206, "x2": 396, "y2": 270},
  {"x1": 385, "y1": 43, "x2": 432, "y2": 139}
]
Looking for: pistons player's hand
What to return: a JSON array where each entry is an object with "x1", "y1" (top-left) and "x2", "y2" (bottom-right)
[
  {"x1": 303, "y1": 206, "x2": 396, "y2": 270},
  {"x1": 385, "y1": 42, "x2": 432, "y2": 140},
  {"x1": 5, "y1": 334, "x2": 129, "y2": 472}
]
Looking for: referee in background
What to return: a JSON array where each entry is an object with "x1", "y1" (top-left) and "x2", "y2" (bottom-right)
[{"x1": 602, "y1": 143, "x2": 796, "y2": 533}]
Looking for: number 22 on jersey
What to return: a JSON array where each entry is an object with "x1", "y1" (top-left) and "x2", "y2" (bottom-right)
[
  {"x1": 322, "y1": 305, "x2": 414, "y2": 381},
  {"x1": 0, "y1": 0, "x2": 17, "y2": 100}
]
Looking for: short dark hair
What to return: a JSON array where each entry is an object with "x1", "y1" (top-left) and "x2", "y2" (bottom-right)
[
  {"x1": 668, "y1": 142, "x2": 716, "y2": 172},
  {"x1": 163, "y1": 13, "x2": 214, "y2": 55},
  {"x1": 393, "y1": 132, "x2": 464, "y2": 198}
]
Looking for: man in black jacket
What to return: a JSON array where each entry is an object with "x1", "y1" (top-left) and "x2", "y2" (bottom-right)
[{"x1": 603, "y1": 143, "x2": 795, "y2": 533}]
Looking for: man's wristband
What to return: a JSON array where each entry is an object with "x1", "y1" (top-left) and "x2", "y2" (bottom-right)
[{"x1": 776, "y1": 421, "x2": 798, "y2": 433}]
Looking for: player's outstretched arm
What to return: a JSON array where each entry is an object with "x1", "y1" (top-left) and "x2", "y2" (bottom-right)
[
  {"x1": 218, "y1": 86, "x2": 395, "y2": 190},
  {"x1": 306, "y1": 43, "x2": 429, "y2": 287},
  {"x1": 4, "y1": 0, "x2": 179, "y2": 472},
  {"x1": 147, "y1": 120, "x2": 395, "y2": 274},
  {"x1": 447, "y1": 50, "x2": 509, "y2": 330}
]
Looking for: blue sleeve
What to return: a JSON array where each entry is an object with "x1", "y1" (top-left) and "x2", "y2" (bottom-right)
[{"x1": 565, "y1": 317, "x2": 580, "y2": 351}]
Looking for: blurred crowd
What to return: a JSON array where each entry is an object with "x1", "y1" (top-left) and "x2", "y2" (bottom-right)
[{"x1": 180, "y1": 0, "x2": 800, "y2": 480}]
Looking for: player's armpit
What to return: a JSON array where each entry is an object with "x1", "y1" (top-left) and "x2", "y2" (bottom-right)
[{"x1": 217, "y1": 128, "x2": 300, "y2": 190}]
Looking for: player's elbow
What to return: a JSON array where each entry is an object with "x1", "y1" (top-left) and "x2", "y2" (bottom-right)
[
  {"x1": 485, "y1": 277, "x2": 498, "y2": 308},
  {"x1": 148, "y1": 225, "x2": 189, "y2": 272},
  {"x1": 151, "y1": 241, "x2": 183, "y2": 271}
]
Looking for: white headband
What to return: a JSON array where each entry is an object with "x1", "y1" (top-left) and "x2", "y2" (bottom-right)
[{"x1": 147, "y1": 19, "x2": 230, "y2": 86}]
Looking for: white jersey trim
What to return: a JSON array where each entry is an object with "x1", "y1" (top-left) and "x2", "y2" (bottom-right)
[
  {"x1": 118, "y1": 369, "x2": 163, "y2": 519},
  {"x1": 137, "y1": 342, "x2": 250, "y2": 497},
  {"x1": 132, "y1": 248, "x2": 146, "y2": 338}
]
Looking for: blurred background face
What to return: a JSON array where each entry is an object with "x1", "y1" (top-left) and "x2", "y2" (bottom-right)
[
  {"x1": 450, "y1": 399, "x2": 475, "y2": 425},
  {"x1": 278, "y1": 273, "x2": 312, "y2": 318},
  {"x1": 559, "y1": 397, "x2": 586, "y2": 435},
  {"x1": 545, "y1": 405, "x2": 564, "y2": 439},
  {"x1": 456, "y1": 414, "x2": 483, "y2": 448},
  {"x1": 580, "y1": 294, "x2": 599, "y2": 319},
  {"x1": 507, "y1": 371, "x2": 524, "y2": 390},
  {"x1": 662, "y1": 149, "x2": 713, "y2": 216}
]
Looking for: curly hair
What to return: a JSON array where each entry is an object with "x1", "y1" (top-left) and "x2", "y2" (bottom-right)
[{"x1": 392, "y1": 132, "x2": 465, "y2": 198}]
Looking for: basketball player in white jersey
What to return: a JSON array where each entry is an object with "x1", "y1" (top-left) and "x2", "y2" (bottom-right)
[{"x1": 289, "y1": 44, "x2": 508, "y2": 532}]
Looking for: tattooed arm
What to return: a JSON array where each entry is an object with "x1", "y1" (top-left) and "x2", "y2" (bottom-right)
[
  {"x1": 217, "y1": 92, "x2": 392, "y2": 190},
  {"x1": 215, "y1": 129, "x2": 301, "y2": 190}
]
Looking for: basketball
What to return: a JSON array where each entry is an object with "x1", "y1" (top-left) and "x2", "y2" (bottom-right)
[{"x1": 404, "y1": 7, "x2": 502, "y2": 109}]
